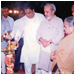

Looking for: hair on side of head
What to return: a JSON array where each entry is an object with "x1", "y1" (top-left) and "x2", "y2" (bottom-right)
[{"x1": 64, "y1": 16, "x2": 74, "y2": 26}]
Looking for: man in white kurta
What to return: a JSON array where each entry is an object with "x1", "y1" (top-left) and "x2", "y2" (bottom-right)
[
  {"x1": 11, "y1": 3, "x2": 45, "y2": 74},
  {"x1": 36, "y1": 3, "x2": 64, "y2": 74}
]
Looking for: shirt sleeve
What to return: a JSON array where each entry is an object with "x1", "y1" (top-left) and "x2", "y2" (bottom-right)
[
  {"x1": 36, "y1": 14, "x2": 45, "y2": 45},
  {"x1": 52, "y1": 20, "x2": 64, "y2": 45},
  {"x1": 14, "y1": 20, "x2": 24, "y2": 42},
  {"x1": 36, "y1": 22, "x2": 43, "y2": 45}
]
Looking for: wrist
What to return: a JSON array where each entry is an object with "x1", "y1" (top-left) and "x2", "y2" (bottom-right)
[
  {"x1": 50, "y1": 39, "x2": 53, "y2": 44},
  {"x1": 39, "y1": 37, "x2": 43, "y2": 42}
]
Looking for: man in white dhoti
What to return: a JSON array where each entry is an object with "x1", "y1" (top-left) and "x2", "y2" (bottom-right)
[
  {"x1": 11, "y1": 2, "x2": 45, "y2": 74},
  {"x1": 36, "y1": 3, "x2": 64, "y2": 74}
]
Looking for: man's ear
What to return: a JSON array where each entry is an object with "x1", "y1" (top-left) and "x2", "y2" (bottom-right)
[{"x1": 52, "y1": 10, "x2": 55, "y2": 15}]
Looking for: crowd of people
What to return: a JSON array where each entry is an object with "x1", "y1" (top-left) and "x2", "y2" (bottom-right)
[{"x1": 1, "y1": 2, "x2": 74, "y2": 74}]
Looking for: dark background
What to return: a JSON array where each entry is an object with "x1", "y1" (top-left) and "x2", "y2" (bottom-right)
[{"x1": 1, "y1": 1, "x2": 74, "y2": 21}]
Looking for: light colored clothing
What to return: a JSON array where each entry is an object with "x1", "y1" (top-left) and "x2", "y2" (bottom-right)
[
  {"x1": 12, "y1": 19, "x2": 24, "y2": 38},
  {"x1": 2, "y1": 16, "x2": 14, "y2": 31},
  {"x1": 41, "y1": 69, "x2": 52, "y2": 74},
  {"x1": 1, "y1": 19, "x2": 11, "y2": 49},
  {"x1": 12, "y1": 19, "x2": 24, "y2": 70},
  {"x1": 1, "y1": 52, "x2": 6, "y2": 74},
  {"x1": 14, "y1": 12, "x2": 45, "y2": 73},
  {"x1": 1, "y1": 18, "x2": 11, "y2": 74},
  {"x1": 24, "y1": 62, "x2": 41, "y2": 74},
  {"x1": 36, "y1": 15, "x2": 64, "y2": 72},
  {"x1": 52, "y1": 33, "x2": 74, "y2": 74}
]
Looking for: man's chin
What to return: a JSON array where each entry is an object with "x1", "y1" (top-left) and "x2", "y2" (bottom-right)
[{"x1": 46, "y1": 16, "x2": 52, "y2": 20}]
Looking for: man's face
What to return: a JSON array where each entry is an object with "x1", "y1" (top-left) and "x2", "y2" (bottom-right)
[
  {"x1": 3, "y1": 8, "x2": 9, "y2": 18},
  {"x1": 19, "y1": 10, "x2": 25, "y2": 18},
  {"x1": 44, "y1": 5, "x2": 53, "y2": 20},
  {"x1": 24, "y1": 8, "x2": 34, "y2": 19},
  {"x1": 64, "y1": 21, "x2": 74, "y2": 35}
]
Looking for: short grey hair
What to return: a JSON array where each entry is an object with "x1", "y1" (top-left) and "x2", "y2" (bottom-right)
[
  {"x1": 44, "y1": 3, "x2": 56, "y2": 12},
  {"x1": 64, "y1": 16, "x2": 74, "y2": 26}
]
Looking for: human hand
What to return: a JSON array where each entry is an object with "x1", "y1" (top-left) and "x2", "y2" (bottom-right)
[
  {"x1": 50, "y1": 39, "x2": 53, "y2": 44},
  {"x1": 39, "y1": 37, "x2": 50, "y2": 48},
  {"x1": 11, "y1": 41, "x2": 18, "y2": 46},
  {"x1": 50, "y1": 50, "x2": 56, "y2": 60}
]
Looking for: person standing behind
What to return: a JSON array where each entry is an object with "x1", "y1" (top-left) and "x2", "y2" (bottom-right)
[
  {"x1": 19, "y1": 9, "x2": 25, "y2": 18},
  {"x1": 71, "y1": 4, "x2": 74, "y2": 17},
  {"x1": 11, "y1": 2, "x2": 45, "y2": 74},
  {"x1": 51, "y1": 16, "x2": 74, "y2": 74},
  {"x1": 13, "y1": 8, "x2": 25, "y2": 72},
  {"x1": 2, "y1": 7, "x2": 14, "y2": 32},
  {"x1": 36, "y1": 3, "x2": 64, "y2": 74},
  {"x1": 1, "y1": 8, "x2": 11, "y2": 74}
]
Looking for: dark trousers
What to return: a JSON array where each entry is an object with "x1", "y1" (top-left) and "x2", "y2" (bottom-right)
[{"x1": 14, "y1": 38, "x2": 25, "y2": 71}]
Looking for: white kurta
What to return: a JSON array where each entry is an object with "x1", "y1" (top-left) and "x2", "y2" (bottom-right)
[
  {"x1": 14, "y1": 12, "x2": 45, "y2": 64},
  {"x1": 36, "y1": 15, "x2": 64, "y2": 71}
]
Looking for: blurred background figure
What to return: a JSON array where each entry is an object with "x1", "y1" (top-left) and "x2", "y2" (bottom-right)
[
  {"x1": 71, "y1": 4, "x2": 74, "y2": 17},
  {"x1": 2, "y1": 7, "x2": 14, "y2": 32},
  {"x1": 1, "y1": 8, "x2": 11, "y2": 74},
  {"x1": 19, "y1": 9, "x2": 25, "y2": 18}
]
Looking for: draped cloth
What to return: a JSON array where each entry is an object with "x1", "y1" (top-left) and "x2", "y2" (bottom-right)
[{"x1": 52, "y1": 33, "x2": 74, "y2": 74}]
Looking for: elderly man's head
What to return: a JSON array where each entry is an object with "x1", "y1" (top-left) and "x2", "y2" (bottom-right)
[
  {"x1": 44, "y1": 3, "x2": 56, "y2": 20},
  {"x1": 64, "y1": 16, "x2": 74, "y2": 35}
]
